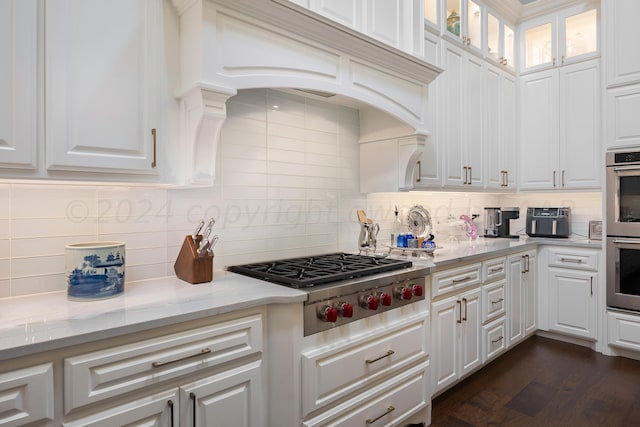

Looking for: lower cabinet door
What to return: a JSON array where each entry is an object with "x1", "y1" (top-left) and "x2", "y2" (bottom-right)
[
  {"x1": 482, "y1": 317, "x2": 507, "y2": 363},
  {"x1": 180, "y1": 360, "x2": 262, "y2": 427},
  {"x1": 0, "y1": 363, "x2": 54, "y2": 427},
  {"x1": 302, "y1": 360, "x2": 430, "y2": 427},
  {"x1": 63, "y1": 389, "x2": 178, "y2": 427}
]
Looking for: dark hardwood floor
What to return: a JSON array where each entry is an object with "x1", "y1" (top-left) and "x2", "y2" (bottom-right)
[{"x1": 431, "y1": 335, "x2": 640, "y2": 427}]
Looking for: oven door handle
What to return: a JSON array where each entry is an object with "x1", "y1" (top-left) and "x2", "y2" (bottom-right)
[
  {"x1": 613, "y1": 239, "x2": 640, "y2": 245},
  {"x1": 613, "y1": 166, "x2": 640, "y2": 172}
]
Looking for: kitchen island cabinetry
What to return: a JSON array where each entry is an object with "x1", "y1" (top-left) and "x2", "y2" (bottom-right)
[
  {"x1": 45, "y1": 0, "x2": 163, "y2": 176},
  {"x1": 0, "y1": 0, "x2": 38, "y2": 171},
  {"x1": 519, "y1": 59, "x2": 600, "y2": 190},
  {"x1": 540, "y1": 247, "x2": 599, "y2": 341},
  {"x1": 507, "y1": 250, "x2": 536, "y2": 346}
]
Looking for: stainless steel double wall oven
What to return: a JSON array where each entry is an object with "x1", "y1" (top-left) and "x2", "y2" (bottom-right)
[{"x1": 606, "y1": 151, "x2": 640, "y2": 312}]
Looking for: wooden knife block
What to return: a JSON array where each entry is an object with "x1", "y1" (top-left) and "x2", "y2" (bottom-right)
[{"x1": 174, "y1": 235, "x2": 213, "y2": 284}]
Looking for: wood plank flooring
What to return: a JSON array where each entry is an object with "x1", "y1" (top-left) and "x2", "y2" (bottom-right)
[{"x1": 431, "y1": 335, "x2": 640, "y2": 427}]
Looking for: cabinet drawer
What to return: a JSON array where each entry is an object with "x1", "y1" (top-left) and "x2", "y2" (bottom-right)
[
  {"x1": 302, "y1": 361, "x2": 429, "y2": 427},
  {"x1": 301, "y1": 316, "x2": 428, "y2": 416},
  {"x1": 432, "y1": 263, "x2": 482, "y2": 298},
  {"x1": 608, "y1": 311, "x2": 640, "y2": 352},
  {"x1": 64, "y1": 314, "x2": 263, "y2": 412},
  {"x1": 0, "y1": 363, "x2": 54, "y2": 426},
  {"x1": 63, "y1": 389, "x2": 178, "y2": 427},
  {"x1": 547, "y1": 248, "x2": 598, "y2": 271},
  {"x1": 482, "y1": 317, "x2": 506, "y2": 363},
  {"x1": 482, "y1": 257, "x2": 506, "y2": 283},
  {"x1": 482, "y1": 279, "x2": 506, "y2": 323}
]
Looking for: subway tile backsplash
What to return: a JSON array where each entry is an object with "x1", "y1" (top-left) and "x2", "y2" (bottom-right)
[{"x1": 0, "y1": 88, "x2": 603, "y2": 298}]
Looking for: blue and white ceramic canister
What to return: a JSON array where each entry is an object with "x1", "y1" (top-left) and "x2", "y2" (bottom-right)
[{"x1": 66, "y1": 241, "x2": 125, "y2": 300}]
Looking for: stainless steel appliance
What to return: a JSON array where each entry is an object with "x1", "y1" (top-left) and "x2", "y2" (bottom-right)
[
  {"x1": 526, "y1": 207, "x2": 571, "y2": 237},
  {"x1": 606, "y1": 151, "x2": 640, "y2": 236},
  {"x1": 484, "y1": 207, "x2": 520, "y2": 238},
  {"x1": 228, "y1": 252, "x2": 427, "y2": 335},
  {"x1": 607, "y1": 237, "x2": 640, "y2": 312}
]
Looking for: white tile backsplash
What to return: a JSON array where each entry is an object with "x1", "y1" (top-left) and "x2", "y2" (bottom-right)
[{"x1": 0, "y1": 88, "x2": 604, "y2": 299}]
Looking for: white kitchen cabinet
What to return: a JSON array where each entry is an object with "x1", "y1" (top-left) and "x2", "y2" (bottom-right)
[
  {"x1": 482, "y1": 316, "x2": 506, "y2": 363},
  {"x1": 45, "y1": 0, "x2": 163, "y2": 175},
  {"x1": 519, "y1": 59, "x2": 600, "y2": 191},
  {"x1": 0, "y1": 363, "x2": 54, "y2": 427},
  {"x1": 0, "y1": 0, "x2": 37, "y2": 170},
  {"x1": 507, "y1": 250, "x2": 536, "y2": 347},
  {"x1": 606, "y1": 83, "x2": 640, "y2": 149},
  {"x1": 603, "y1": 0, "x2": 640, "y2": 87},
  {"x1": 432, "y1": 287, "x2": 481, "y2": 394},
  {"x1": 608, "y1": 310, "x2": 640, "y2": 352},
  {"x1": 444, "y1": 0, "x2": 483, "y2": 55},
  {"x1": 441, "y1": 41, "x2": 484, "y2": 188},
  {"x1": 486, "y1": 9, "x2": 515, "y2": 71},
  {"x1": 543, "y1": 247, "x2": 599, "y2": 341},
  {"x1": 520, "y1": 3, "x2": 598, "y2": 74},
  {"x1": 424, "y1": 0, "x2": 440, "y2": 34},
  {"x1": 485, "y1": 64, "x2": 516, "y2": 190}
]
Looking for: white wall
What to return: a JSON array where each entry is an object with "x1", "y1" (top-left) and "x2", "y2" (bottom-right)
[{"x1": 0, "y1": 88, "x2": 603, "y2": 298}]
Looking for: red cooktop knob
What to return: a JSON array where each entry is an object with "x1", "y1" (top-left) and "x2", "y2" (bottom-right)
[
  {"x1": 378, "y1": 292, "x2": 392, "y2": 306},
  {"x1": 319, "y1": 306, "x2": 338, "y2": 323},
  {"x1": 412, "y1": 284, "x2": 424, "y2": 297},
  {"x1": 338, "y1": 302, "x2": 354, "y2": 318},
  {"x1": 361, "y1": 295, "x2": 379, "y2": 310},
  {"x1": 395, "y1": 286, "x2": 413, "y2": 300}
]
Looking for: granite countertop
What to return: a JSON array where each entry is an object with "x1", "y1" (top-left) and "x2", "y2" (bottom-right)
[
  {"x1": 0, "y1": 236, "x2": 602, "y2": 361},
  {"x1": 0, "y1": 271, "x2": 307, "y2": 361}
]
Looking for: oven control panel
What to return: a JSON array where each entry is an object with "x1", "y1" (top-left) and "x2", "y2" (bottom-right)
[{"x1": 303, "y1": 276, "x2": 426, "y2": 336}]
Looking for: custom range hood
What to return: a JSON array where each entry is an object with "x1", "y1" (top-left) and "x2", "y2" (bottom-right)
[{"x1": 171, "y1": 0, "x2": 441, "y2": 186}]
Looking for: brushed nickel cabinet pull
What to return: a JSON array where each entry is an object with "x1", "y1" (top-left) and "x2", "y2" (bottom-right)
[
  {"x1": 526, "y1": 255, "x2": 530, "y2": 273},
  {"x1": 366, "y1": 406, "x2": 395, "y2": 424},
  {"x1": 521, "y1": 256, "x2": 526, "y2": 274},
  {"x1": 590, "y1": 276, "x2": 594, "y2": 296},
  {"x1": 562, "y1": 170, "x2": 565, "y2": 187},
  {"x1": 457, "y1": 300, "x2": 462, "y2": 324},
  {"x1": 553, "y1": 57, "x2": 556, "y2": 65},
  {"x1": 452, "y1": 276, "x2": 473, "y2": 284},
  {"x1": 152, "y1": 348, "x2": 212, "y2": 368},
  {"x1": 559, "y1": 257, "x2": 583, "y2": 264},
  {"x1": 491, "y1": 336, "x2": 504, "y2": 344},
  {"x1": 489, "y1": 266, "x2": 504, "y2": 273},
  {"x1": 463, "y1": 166, "x2": 468, "y2": 185},
  {"x1": 417, "y1": 160, "x2": 422, "y2": 183},
  {"x1": 151, "y1": 128, "x2": 157, "y2": 168},
  {"x1": 562, "y1": 55, "x2": 565, "y2": 64},
  {"x1": 462, "y1": 297, "x2": 468, "y2": 321},
  {"x1": 491, "y1": 298, "x2": 504, "y2": 304},
  {"x1": 365, "y1": 350, "x2": 395, "y2": 364},
  {"x1": 553, "y1": 170, "x2": 557, "y2": 188}
]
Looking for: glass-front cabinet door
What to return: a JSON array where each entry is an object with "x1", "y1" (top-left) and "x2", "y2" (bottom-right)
[
  {"x1": 487, "y1": 12, "x2": 500, "y2": 62},
  {"x1": 524, "y1": 20, "x2": 554, "y2": 70},
  {"x1": 562, "y1": 8, "x2": 597, "y2": 63},
  {"x1": 424, "y1": 0, "x2": 439, "y2": 32},
  {"x1": 445, "y1": 0, "x2": 482, "y2": 53},
  {"x1": 503, "y1": 23, "x2": 515, "y2": 68},
  {"x1": 486, "y1": 10, "x2": 515, "y2": 70}
]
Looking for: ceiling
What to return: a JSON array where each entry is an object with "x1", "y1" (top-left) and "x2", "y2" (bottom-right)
[{"x1": 519, "y1": 0, "x2": 537, "y2": 3}]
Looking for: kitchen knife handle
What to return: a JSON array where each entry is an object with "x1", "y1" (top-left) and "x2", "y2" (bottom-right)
[{"x1": 151, "y1": 128, "x2": 157, "y2": 168}]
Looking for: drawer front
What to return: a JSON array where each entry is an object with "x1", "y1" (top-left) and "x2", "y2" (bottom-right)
[
  {"x1": 301, "y1": 316, "x2": 428, "y2": 416},
  {"x1": 482, "y1": 279, "x2": 506, "y2": 323},
  {"x1": 482, "y1": 257, "x2": 506, "y2": 283},
  {"x1": 0, "y1": 363, "x2": 54, "y2": 427},
  {"x1": 432, "y1": 263, "x2": 482, "y2": 298},
  {"x1": 547, "y1": 248, "x2": 599, "y2": 271},
  {"x1": 302, "y1": 361, "x2": 430, "y2": 427},
  {"x1": 608, "y1": 311, "x2": 640, "y2": 352},
  {"x1": 62, "y1": 389, "x2": 179, "y2": 427},
  {"x1": 482, "y1": 317, "x2": 506, "y2": 363},
  {"x1": 64, "y1": 314, "x2": 263, "y2": 413}
]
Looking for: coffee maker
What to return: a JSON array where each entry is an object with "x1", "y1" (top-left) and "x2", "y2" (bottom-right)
[{"x1": 484, "y1": 207, "x2": 520, "y2": 238}]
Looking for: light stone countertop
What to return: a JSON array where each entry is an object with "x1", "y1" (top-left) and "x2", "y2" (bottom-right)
[
  {"x1": 0, "y1": 236, "x2": 602, "y2": 361},
  {"x1": 0, "y1": 271, "x2": 307, "y2": 361}
]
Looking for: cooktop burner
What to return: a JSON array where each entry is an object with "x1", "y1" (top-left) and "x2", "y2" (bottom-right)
[{"x1": 228, "y1": 252, "x2": 412, "y2": 288}]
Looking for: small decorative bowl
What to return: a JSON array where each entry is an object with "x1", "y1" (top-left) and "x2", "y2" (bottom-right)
[{"x1": 66, "y1": 241, "x2": 125, "y2": 300}]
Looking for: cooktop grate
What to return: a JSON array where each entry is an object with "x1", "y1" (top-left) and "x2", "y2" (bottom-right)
[{"x1": 228, "y1": 252, "x2": 412, "y2": 288}]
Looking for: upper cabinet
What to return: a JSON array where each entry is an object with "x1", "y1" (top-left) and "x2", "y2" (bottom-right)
[
  {"x1": 45, "y1": 0, "x2": 163, "y2": 175},
  {"x1": 0, "y1": 0, "x2": 38, "y2": 170},
  {"x1": 603, "y1": 0, "x2": 640, "y2": 87},
  {"x1": 520, "y1": 4, "x2": 599, "y2": 74},
  {"x1": 424, "y1": 0, "x2": 440, "y2": 34},
  {"x1": 444, "y1": 0, "x2": 484, "y2": 55},
  {"x1": 486, "y1": 9, "x2": 515, "y2": 70}
]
